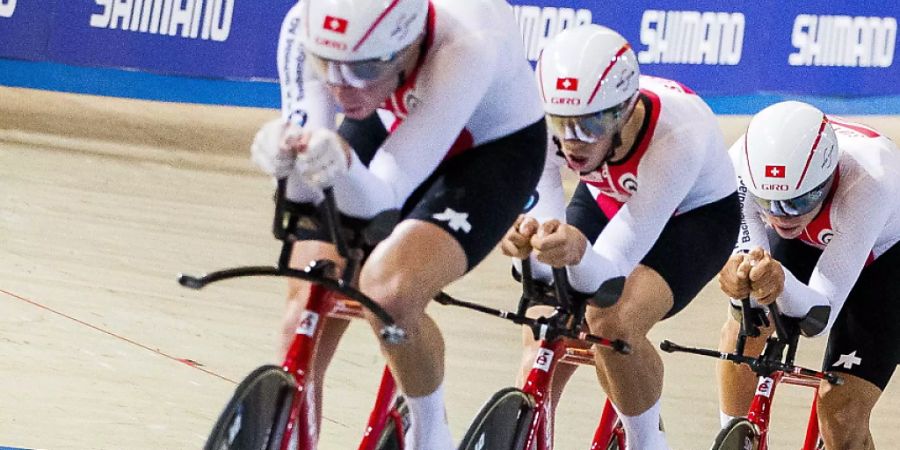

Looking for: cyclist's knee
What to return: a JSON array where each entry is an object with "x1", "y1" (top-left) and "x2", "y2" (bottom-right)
[
  {"x1": 817, "y1": 385, "x2": 874, "y2": 442},
  {"x1": 359, "y1": 264, "x2": 427, "y2": 325},
  {"x1": 585, "y1": 307, "x2": 640, "y2": 341}
]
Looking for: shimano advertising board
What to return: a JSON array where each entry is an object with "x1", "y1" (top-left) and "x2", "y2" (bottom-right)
[{"x1": 0, "y1": 0, "x2": 896, "y2": 96}]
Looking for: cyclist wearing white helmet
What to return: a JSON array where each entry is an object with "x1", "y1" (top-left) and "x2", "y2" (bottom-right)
[
  {"x1": 717, "y1": 101, "x2": 900, "y2": 449},
  {"x1": 250, "y1": 0, "x2": 548, "y2": 448},
  {"x1": 501, "y1": 24, "x2": 740, "y2": 449}
]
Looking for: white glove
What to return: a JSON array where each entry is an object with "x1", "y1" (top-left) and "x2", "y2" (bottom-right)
[
  {"x1": 250, "y1": 118, "x2": 301, "y2": 179},
  {"x1": 296, "y1": 128, "x2": 350, "y2": 189}
]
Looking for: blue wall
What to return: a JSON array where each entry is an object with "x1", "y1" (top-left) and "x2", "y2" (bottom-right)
[{"x1": 1, "y1": 0, "x2": 897, "y2": 113}]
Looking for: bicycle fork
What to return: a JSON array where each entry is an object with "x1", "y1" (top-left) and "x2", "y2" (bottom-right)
[
  {"x1": 280, "y1": 284, "x2": 335, "y2": 450},
  {"x1": 522, "y1": 339, "x2": 566, "y2": 450}
]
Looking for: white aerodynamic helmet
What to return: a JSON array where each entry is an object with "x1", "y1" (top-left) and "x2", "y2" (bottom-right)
[
  {"x1": 536, "y1": 24, "x2": 640, "y2": 142},
  {"x1": 741, "y1": 101, "x2": 840, "y2": 216},
  {"x1": 301, "y1": 0, "x2": 428, "y2": 86}
]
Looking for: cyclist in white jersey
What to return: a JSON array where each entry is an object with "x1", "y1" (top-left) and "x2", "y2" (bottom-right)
[
  {"x1": 501, "y1": 24, "x2": 740, "y2": 449},
  {"x1": 250, "y1": 1, "x2": 547, "y2": 448},
  {"x1": 717, "y1": 101, "x2": 900, "y2": 449}
]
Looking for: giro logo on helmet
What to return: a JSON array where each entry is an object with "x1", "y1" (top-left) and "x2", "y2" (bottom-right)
[
  {"x1": 556, "y1": 77, "x2": 579, "y2": 91},
  {"x1": 551, "y1": 97, "x2": 581, "y2": 105},
  {"x1": 765, "y1": 165, "x2": 786, "y2": 178},
  {"x1": 323, "y1": 15, "x2": 348, "y2": 34},
  {"x1": 761, "y1": 184, "x2": 789, "y2": 191},
  {"x1": 315, "y1": 37, "x2": 348, "y2": 50}
]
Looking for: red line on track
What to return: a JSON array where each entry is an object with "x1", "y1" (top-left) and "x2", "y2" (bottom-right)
[{"x1": 0, "y1": 288, "x2": 236, "y2": 384}]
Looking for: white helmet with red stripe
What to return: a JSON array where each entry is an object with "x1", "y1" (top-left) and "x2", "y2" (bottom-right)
[
  {"x1": 301, "y1": 0, "x2": 428, "y2": 62},
  {"x1": 742, "y1": 101, "x2": 839, "y2": 202},
  {"x1": 537, "y1": 24, "x2": 640, "y2": 117}
]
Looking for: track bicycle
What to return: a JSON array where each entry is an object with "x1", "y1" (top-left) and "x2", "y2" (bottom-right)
[
  {"x1": 660, "y1": 300, "x2": 841, "y2": 450},
  {"x1": 179, "y1": 180, "x2": 411, "y2": 450},
  {"x1": 439, "y1": 261, "x2": 633, "y2": 450}
]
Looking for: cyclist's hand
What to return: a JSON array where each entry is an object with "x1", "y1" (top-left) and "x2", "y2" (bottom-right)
[
  {"x1": 290, "y1": 128, "x2": 351, "y2": 189},
  {"x1": 717, "y1": 252, "x2": 752, "y2": 299},
  {"x1": 501, "y1": 215, "x2": 539, "y2": 259},
  {"x1": 530, "y1": 220, "x2": 588, "y2": 268},
  {"x1": 746, "y1": 247, "x2": 784, "y2": 305},
  {"x1": 251, "y1": 118, "x2": 298, "y2": 178}
]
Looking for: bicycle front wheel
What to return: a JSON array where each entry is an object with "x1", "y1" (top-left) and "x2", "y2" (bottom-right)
[
  {"x1": 711, "y1": 417, "x2": 760, "y2": 450},
  {"x1": 374, "y1": 396, "x2": 411, "y2": 450},
  {"x1": 458, "y1": 387, "x2": 536, "y2": 450},
  {"x1": 204, "y1": 365, "x2": 297, "y2": 450}
]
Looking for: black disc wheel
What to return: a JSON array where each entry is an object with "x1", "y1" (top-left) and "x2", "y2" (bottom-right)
[
  {"x1": 205, "y1": 365, "x2": 297, "y2": 450},
  {"x1": 374, "y1": 396, "x2": 411, "y2": 450},
  {"x1": 711, "y1": 417, "x2": 760, "y2": 450},
  {"x1": 458, "y1": 387, "x2": 536, "y2": 450}
]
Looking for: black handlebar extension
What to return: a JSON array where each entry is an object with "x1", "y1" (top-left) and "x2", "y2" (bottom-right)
[{"x1": 660, "y1": 299, "x2": 842, "y2": 385}]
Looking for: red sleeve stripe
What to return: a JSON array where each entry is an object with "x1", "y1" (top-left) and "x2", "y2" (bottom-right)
[
  {"x1": 795, "y1": 117, "x2": 829, "y2": 190},
  {"x1": 587, "y1": 43, "x2": 631, "y2": 106},
  {"x1": 353, "y1": 0, "x2": 403, "y2": 52}
]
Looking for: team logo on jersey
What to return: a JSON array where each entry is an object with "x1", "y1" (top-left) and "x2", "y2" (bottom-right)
[
  {"x1": 765, "y1": 165, "x2": 786, "y2": 178},
  {"x1": 403, "y1": 90, "x2": 421, "y2": 112},
  {"x1": 556, "y1": 77, "x2": 579, "y2": 91},
  {"x1": 818, "y1": 229, "x2": 834, "y2": 245},
  {"x1": 619, "y1": 173, "x2": 638, "y2": 194},
  {"x1": 323, "y1": 15, "x2": 348, "y2": 34}
]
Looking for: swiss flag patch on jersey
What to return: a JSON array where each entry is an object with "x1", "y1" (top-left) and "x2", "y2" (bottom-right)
[
  {"x1": 556, "y1": 77, "x2": 578, "y2": 91},
  {"x1": 323, "y1": 16, "x2": 348, "y2": 33},
  {"x1": 765, "y1": 165, "x2": 786, "y2": 178}
]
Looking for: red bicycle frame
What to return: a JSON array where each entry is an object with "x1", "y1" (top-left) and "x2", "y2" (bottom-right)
[
  {"x1": 279, "y1": 285, "x2": 404, "y2": 450},
  {"x1": 745, "y1": 370, "x2": 823, "y2": 450},
  {"x1": 520, "y1": 342, "x2": 624, "y2": 450}
]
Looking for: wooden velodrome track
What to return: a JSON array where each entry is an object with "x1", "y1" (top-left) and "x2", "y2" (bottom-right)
[{"x1": 1, "y1": 86, "x2": 898, "y2": 449}]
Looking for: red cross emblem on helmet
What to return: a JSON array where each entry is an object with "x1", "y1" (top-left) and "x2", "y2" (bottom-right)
[
  {"x1": 765, "y1": 165, "x2": 786, "y2": 178},
  {"x1": 556, "y1": 77, "x2": 579, "y2": 91},
  {"x1": 323, "y1": 15, "x2": 348, "y2": 34}
]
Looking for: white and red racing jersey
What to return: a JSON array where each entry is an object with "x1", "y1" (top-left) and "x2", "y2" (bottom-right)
[
  {"x1": 277, "y1": 0, "x2": 544, "y2": 218},
  {"x1": 527, "y1": 75, "x2": 736, "y2": 292},
  {"x1": 731, "y1": 119, "x2": 900, "y2": 333}
]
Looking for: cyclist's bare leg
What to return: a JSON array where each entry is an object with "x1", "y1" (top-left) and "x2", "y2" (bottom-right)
[
  {"x1": 817, "y1": 373, "x2": 880, "y2": 450},
  {"x1": 715, "y1": 314, "x2": 773, "y2": 421},
  {"x1": 283, "y1": 240, "x2": 351, "y2": 427},
  {"x1": 360, "y1": 219, "x2": 467, "y2": 450},
  {"x1": 585, "y1": 265, "x2": 672, "y2": 448}
]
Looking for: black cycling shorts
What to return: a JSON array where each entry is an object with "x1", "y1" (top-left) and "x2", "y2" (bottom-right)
[
  {"x1": 294, "y1": 114, "x2": 547, "y2": 271},
  {"x1": 772, "y1": 236, "x2": 900, "y2": 390},
  {"x1": 567, "y1": 183, "x2": 740, "y2": 318}
]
